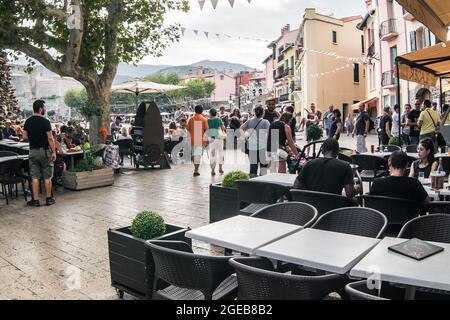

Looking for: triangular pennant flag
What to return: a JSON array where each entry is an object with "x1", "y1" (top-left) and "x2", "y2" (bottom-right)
[
  {"x1": 204, "y1": 31, "x2": 209, "y2": 38},
  {"x1": 228, "y1": 0, "x2": 235, "y2": 7},
  {"x1": 193, "y1": 30, "x2": 199, "y2": 36},
  {"x1": 181, "y1": 27, "x2": 186, "y2": 36},
  {"x1": 216, "y1": 33, "x2": 220, "y2": 38},
  {"x1": 211, "y1": 0, "x2": 219, "y2": 9},
  {"x1": 198, "y1": 0, "x2": 206, "y2": 10},
  {"x1": 247, "y1": 0, "x2": 251, "y2": 3}
]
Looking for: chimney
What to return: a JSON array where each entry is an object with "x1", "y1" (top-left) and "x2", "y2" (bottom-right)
[{"x1": 286, "y1": 24, "x2": 290, "y2": 31}]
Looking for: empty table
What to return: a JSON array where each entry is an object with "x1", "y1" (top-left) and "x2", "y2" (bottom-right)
[
  {"x1": 185, "y1": 215, "x2": 303, "y2": 255},
  {"x1": 255, "y1": 228, "x2": 380, "y2": 274},
  {"x1": 250, "y1": 173, "x2": 297, "y2": 187},
  {"x1": 350, "y1": 237, "x2": 450, "y2": 298}
]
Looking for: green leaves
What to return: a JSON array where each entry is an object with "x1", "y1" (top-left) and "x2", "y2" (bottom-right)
[
  {"x1": 130, "y1": 211, "x2": 166, "y2": 240},
  {"x1": 222, "y1": 171, "x2": 250, "y2": 189}
]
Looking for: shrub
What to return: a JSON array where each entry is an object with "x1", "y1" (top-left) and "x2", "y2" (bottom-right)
[
  {"x1": 307, "y1": 124, "x2": 323, "y2": 141},
  {"x1": 389, "y1": 136, "x2": 402, "y2": 146},
  {"x1": 130, "y1": 211, "x2": 166, "y2": 240},
  {"x1": 222, "y1": 170, "x2": 250, "y2": 189}
]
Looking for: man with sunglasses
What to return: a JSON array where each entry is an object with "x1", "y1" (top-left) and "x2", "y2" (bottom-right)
[{"x1": 406, "y1": 99, "x2": 422, "y2": 145}]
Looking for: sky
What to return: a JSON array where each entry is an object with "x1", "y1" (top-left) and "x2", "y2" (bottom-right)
[{"x1": 142, "y1": 0, "x2": 367, "y2": 69}]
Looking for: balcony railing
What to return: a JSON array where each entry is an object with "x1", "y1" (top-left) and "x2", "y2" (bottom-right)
[
  {"x1": 381, "y1": 70, "x2": 396, "y2": 87},
  {"x1": 379, "y1": 19, "x2": 398, "y2": 40},
  {"x1": 277, "y1": 54, "x2": 284, "y2": 63},
  {"x1": 279, "y1": 93, "x2": 290, "y2": 102},
  {"x1": 367, "y1": 42, "x2": 375, "y2": 57}
]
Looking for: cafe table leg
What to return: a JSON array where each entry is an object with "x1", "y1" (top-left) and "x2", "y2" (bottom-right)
[{"x1": 405, "y1": 286, "x2": 416, "y2": 300}]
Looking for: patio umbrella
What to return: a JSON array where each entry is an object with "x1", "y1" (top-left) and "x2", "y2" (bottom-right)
[{"x1": 110, "y1": 79, "x2": 187, "y2": 108}]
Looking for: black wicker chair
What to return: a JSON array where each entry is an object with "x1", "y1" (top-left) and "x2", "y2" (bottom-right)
[
  {"x1": 406, "y1": 145, "x2": 418, "y2": 153},
  {"x1": 383, "y1": 145, "x2": 401, "y2": 152},
  {"x1": 345, "y1": 280, "x2": 405, "y2": 300},
  {"x1": 427, "y1": 202, "x2": 450, "y2": 214},
  {"x1": 145, "y1": 240, "x2": 237, "y2": 300},
  {"x1": 311, "y1": 207, "x2": 387, "y2": 239},
  {"x1": 229, "y1": 257, "x2": 348, "y2": 300},
  {"x1": 398, "y1": 214, "x2": 450, "y2": 244},
  {"x1": 338, "y1": 153, "x2": 352, "y2": 163},
  {"x1": 236, "y1": 180, "x2": 290, "y2": 215},
  {"x1": 361, "y1": 195, "x2": 421, "y2": 236},
  {"x1": 351, "y1": 154, "x2": 388, "y2": 190},
  {"x1": 251, "y1": 202, "x2": 318, "y2": 227},
  {"x1": 0, "y1": 151, "x2": 19, "y2": 157},
  {"x1": 289, "y1": 190, "x2": 357, "y2": 217},
  {"x1": 114, "y1": 139, "x2": 134, "y2": 166},
  {"x1": 0, "y1": 158, "x2": 26, "y2": 205}
]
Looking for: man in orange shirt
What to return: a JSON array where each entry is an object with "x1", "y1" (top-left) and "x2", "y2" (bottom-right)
[{"x1": 187, "y1": 105, "x2": 209, "y2": 176}]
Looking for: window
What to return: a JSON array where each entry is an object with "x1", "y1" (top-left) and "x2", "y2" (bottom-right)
[
  {"x1": 361, "y1": 35, "x2": 365, "y2": 53},
  {"x1": 370, "y1": 66, "x2": 376, "y2": 90},
  {"x1": 353, "y1": 63, "x2": 360, "y2": 83},
  {"x1": 220, "y1": 75, "x2": 224, "y2": 80},
  {"x1": 410, "y1": 31, "x2": 417, "y2": 52},
  {"x1": 332, "y1": 31, "x2": 337, "y2": 44},
  {"x1": 422, "y1": 27, "x2": 431, "y2": 48},
  {"x1": 384, "y1": 95, "x2": 390, "y2": 108},
  {"x1": 390, "y1": 94, "x2": 397, "y2": 107},
  {"x1": 390, "y1": 46, "x2": 397, "y2": 70}
]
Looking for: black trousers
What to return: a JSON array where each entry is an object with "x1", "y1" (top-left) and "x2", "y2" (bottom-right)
[{"x1": 248, "y1": 149, "x2": 268, "y2": 176}]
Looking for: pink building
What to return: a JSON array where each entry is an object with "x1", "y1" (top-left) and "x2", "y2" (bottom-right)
[
  {"x1": 181, "y1": 69, "x2": 236, "y2": 105},
  {"x1": 263, "y1": 55, "x2": 274, "y2": 93},
  {"x1": 358, "y1": 0, "x2": 445, "y2": 118}
]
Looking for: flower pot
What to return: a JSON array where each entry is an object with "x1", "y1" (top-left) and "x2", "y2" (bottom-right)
[
  {"x1": 63, "y1": 168, "x2": 114, "y2": 190},
  {"x1": 209, "y1": 183, "x2": 249, "y2": 223},
  {"x1": 107, "y1": 224, "x2": 191, "y2": 299}
]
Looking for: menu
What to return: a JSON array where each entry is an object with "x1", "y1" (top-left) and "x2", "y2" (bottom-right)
[{"x1": 388, "y1": 238, "x2": 444, "y2": 260}]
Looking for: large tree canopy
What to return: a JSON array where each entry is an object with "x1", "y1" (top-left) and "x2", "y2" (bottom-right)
[{"x1": 0, "y1": 0, "x2": 189, "y2": 142}]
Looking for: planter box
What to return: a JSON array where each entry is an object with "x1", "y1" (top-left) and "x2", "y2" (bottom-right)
[
  {"x1": 63, "y1": 168, "x2": 114, "y2": 190},
  {"x1": 209, "y1": 183, "x2": 249, "y2": 223},
  {"x1": 107, "y1": 224, "x2": 191, "y2": 300}
]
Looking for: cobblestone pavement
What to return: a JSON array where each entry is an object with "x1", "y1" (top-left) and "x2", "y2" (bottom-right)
[{"x1": 0, "y1": 133, "x2": 378, "y2": 299}]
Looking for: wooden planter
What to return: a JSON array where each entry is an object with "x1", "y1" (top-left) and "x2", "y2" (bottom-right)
[
  {"x1": 107, "y1": 224, "x2": 191, "y2": 300},
  {"x1": 209, "y1": 183, "x2": 248, "y2": 223},
  {"x1": 63, "y1": 168, "x2": 114, "y2": 190}
]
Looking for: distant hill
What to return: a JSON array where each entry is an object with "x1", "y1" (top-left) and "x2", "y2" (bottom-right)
[{"x1": 155, "y1": 60, "x2": 255, "y2": 76}]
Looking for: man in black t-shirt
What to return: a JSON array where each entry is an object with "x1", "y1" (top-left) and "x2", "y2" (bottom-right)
[
  {"x1": 23, "y1": 100, "x2": 56, "y2": 207},
  {"x1": 352, "y1": 103, "x2": 370, "y2": 153},
  {"x1": 263, "y1": 97, "x2": 280, "y2": 124},
  {"x1": 370, "y1": 151, "x2": 430, "y2": 206},
  {"x1": 407, "y1": 100, "x2": 422, "y2": 145},
  {"x1": 293, "y1": 138, "x2": 361, "y2": 197}
]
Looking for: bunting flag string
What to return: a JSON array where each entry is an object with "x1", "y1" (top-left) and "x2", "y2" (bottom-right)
[
  {"x1": 197, "y1": 0, "x2": 251, "y2": 10},
  {"x1": 309, "y1": 63, "x2": 356, "y2": 78},
  {"x1": 180, "y1": 26, "x2": 270, "y2": 42},
  {"x1": 303, "y1": 48, "x2": 369, "y2": 64}
]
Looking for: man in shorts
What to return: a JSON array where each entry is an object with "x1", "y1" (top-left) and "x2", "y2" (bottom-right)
[
  {"x1": 187, "y1": 105, "x2": 209, "y2": 176},
  {"x1": 23, "y1": 100, "x2": 57, "y2": 207}
]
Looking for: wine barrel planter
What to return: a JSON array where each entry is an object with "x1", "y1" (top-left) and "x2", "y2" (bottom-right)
[
  {"x1": 62, "y1": 168, "x2": 114, "y2": 190},
  {"x1": 107, "y1": 224, "x2": 191, "y2": 300}
]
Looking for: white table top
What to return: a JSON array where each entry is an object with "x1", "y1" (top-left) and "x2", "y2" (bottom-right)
[
  {"x1": 61, "y1": 150, "x2": 84, "y2": 156},
  {"x1": 255, "y1": 228, "x2": 380, "y2": 274},
  {"x1": 250, "y1": 173, "x2": 297, "y2": 187},
  {"x1": 350, "y1": 237, "x2": 450, "y2": 292},
  {"x1": 185, "y1": 215, "x2": 303, "y2": 255},
  {"x1": 0, "y1": 155, "x2": 28, "y2": 164}
]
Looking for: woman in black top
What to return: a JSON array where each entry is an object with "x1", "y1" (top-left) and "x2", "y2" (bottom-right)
[
  {"x1": 409, "y1": 138, "x2": 438, "y2": 179},
  {"x1": 267, "y1": 112, "x2": 299, "y2": 173},
  {"x1": 329, "y1": 109, "x2": 342, "y2": 141},
  {"x1": 379, "y1": 106, "x2": 392, "y2": 146}
]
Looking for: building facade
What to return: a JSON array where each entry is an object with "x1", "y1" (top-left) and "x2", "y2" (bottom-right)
[
  {"x1": 293, "y1": 9, "x2": 366, "y2": 117},
  {"x1": 358, "y1": 0, "x2": 447, "y2": 119}
]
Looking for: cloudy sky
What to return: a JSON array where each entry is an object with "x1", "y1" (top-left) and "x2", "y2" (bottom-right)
[{"x1": 142, "y1": 0, "x2": 367, "y2": 69}]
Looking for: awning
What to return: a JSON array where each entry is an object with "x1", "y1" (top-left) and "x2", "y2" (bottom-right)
[
  {"x1": 351, "y1": 97, "x2": 378, "y2": 110},
  {"x1": 396, "y1": 40, "x2": 450, "y2": 86},
  {"x1": 396, "y1": 0, "x2": 450, "y2": 43}
]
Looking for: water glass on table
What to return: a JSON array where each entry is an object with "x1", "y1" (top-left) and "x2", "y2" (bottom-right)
[{"x1": 418, "y1": 172, "x2": 425, "y2": 184}]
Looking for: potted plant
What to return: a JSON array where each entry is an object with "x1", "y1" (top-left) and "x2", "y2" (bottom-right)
[
  {"x1": 62, "y1": 150, "x2": 114, "y2": 190},
  {"x1": 107, "y1": 211, "x2": 190, "y2": 299},
  {"x1": 389, "y1": 136, "x2": 402, "y2": 147},
  {"x1": 209, "y1": 170, "x2": 250, "y2": 223},
  {"x1": 306, "y1": 123, "x2": 323, "y2": 142}
]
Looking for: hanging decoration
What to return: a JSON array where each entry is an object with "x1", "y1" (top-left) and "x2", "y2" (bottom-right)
[
  {"x1": 197, "y1": 0, "x2": 251, "y2": 10},
  {"x1": 180, "y1": 26, "x2": 270, "y2": 42},
  {"x1": 309, "y1": 63, "x2": 358, "y2": 78}
]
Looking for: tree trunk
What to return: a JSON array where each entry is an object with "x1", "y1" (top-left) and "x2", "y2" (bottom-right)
[{"x1": 85, "y1": 84, "x2": 111, "y2": 145}]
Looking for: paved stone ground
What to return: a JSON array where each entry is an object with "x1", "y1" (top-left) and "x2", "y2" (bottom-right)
[{"x1": 0, "y1": 133, "x2": 378, "y2": 299}]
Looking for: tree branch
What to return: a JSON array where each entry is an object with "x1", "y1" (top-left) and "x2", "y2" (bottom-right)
[
  {"x1": 100, "y1": 0, "x2": 122, "y2": 87},
  {"x1": 62, "y1": 0, "x2": 83, "y2": 74},
  {"x1": 16, "y1": 0, "x2": 69, "y2": 21}
]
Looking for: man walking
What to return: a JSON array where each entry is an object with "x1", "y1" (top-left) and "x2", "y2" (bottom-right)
[
  {"x1": 323, "y1": 105, "x2": 334, "y2": 137},
  {"x1": 418, "y1": 99, "x2": 440, "y2": 146},
  {"x1": 23, "y1": 100, "x2": 56, "y2": 207},
  {"x1": 263, "y1": 96, "x2": 280, "y2": 124},
  {"x1": 187, "y1": 105, "x2": 209, "y2": 177},
  {"x1": 352, "y1": 103, "x2": 369, "y2": 153},
  {"x1": 407, "y1": 100, "x2": 422, "y2": 145}
]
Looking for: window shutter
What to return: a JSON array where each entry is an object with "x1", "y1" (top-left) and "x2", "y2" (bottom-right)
[{"x1": 410, "y1": 31, "x2": 417, "y2": 52}]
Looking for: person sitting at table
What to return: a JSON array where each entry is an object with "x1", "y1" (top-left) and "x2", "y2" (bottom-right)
[
  {"x1": 12, "y1": 119, "x2": 24, "y2": 138},
  {"x1": 117, "y1": 127, "x2": 132, "y2": 141},
  {"x1": 2, "y1": 120, "x2": 19, "y2": 141},
  {"x1": 63, "y1": 127, "x2": 77, "y2": 149},
  {"x1": 293, "y1": 138, "x2": 362, "y2": 198},
  {"x1": 370, "y1": 151, "x2": 431, "y2": 206},
  {"x1": 409, "y1": 139, "x2": 438, "y2": 179}
]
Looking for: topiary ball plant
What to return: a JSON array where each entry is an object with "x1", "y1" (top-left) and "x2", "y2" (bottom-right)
[
  {"x1": 389, "y1": 136, "x2": 402, "y2": 146},
  {"x1": 130, "y1": 211, "x2": 166, "y2": 240},
  {"x1": 222, "y1": 170, "x2": 250, "y2": 189},
  {"x1": 307, "y1": 124, "x2": 323, "y2": 141}
]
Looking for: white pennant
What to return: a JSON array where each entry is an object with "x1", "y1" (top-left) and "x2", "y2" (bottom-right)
[
  {"x1": 204, "y1": 31, "x2": 209, "y2": 38},
  {"x1": 211, "y1": 0, "x2": 218, "y2": 9},
  {"x1": 228, "y1": 0, "x2": 235, "y2": 7},
  {"x1": 198, "y1": 0, "x2": 206, "y2": 10}
]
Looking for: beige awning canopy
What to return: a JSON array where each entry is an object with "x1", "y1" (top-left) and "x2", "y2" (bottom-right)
[
  {"x1": 351, "y1": 97, "x2": 378, "y2": 110},
  {"x1": 397, "y1": 40, "x2": 450, "y2": 86},
  {"x1": 396, "y1": 0, "x2": 450, "y2": 43}
]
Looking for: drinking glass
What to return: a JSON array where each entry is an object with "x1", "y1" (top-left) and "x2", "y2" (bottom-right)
[{"x1": 418, "y1": 172, "x2": 425, "y2": 183}]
